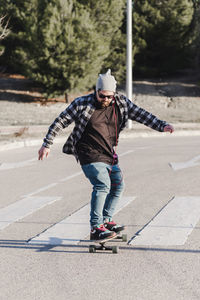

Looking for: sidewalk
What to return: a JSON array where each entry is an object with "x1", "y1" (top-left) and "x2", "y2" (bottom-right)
[{"x1": 1, "y1": 122, "x2": 200, "y2": 152}]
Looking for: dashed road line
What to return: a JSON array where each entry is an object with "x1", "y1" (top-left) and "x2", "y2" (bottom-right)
[
  {"x1": 0, "y1": 158, "x2": 37, "y2": 170},
  {"x1": 24, "y1": 172, "x2": 83, "y2": 198},
  {"x1": 169, "y1": 154, "x2": 200, "y2": 171}
]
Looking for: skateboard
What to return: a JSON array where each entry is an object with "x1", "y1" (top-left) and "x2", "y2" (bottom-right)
[{"x1": 89, "y1": 233, "x2": 127, "y2": 254}]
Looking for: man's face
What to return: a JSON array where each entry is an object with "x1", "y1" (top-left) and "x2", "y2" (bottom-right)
[{"x1": 96, "y1": 90, "x2": 114, "y2": 108}]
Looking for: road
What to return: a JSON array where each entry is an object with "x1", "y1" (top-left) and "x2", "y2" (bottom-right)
[{"x1": 0, "y1": 135, "x2": 200, "y2": 300}]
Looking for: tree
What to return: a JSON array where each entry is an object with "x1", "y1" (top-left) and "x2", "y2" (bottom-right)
[
  {"x1": 0, "y1": 0, "x2": 125, "y2": 97},
  {"x1": 191, "y1": 0, "x2": 200, "y2": 69},
  {"x1": 102, "y1": 29, "x2": 127, "y2": 86},
  {"x1": 132, "y1": 0, "x2": 195, "y2": 77},
  {"x1": 78, "y1": 0, "x2": 126, "y2": 85}
]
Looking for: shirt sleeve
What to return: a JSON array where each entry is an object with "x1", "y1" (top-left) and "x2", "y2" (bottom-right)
[
  {"x1": 126, "y1": 97, "x2": 168, "y2": 132},
  {"x1": 43, "y1": 100, "x2": 79, "y2": 148}
]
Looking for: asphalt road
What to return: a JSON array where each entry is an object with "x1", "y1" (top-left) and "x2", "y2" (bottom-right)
[{"x1": 0, "y1": 135, "x2": 200, "y2": 300}]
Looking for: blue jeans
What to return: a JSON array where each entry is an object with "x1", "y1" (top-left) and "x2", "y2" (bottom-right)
[{"x1": 81, "y1": 162, "x2": 124, "y2": 227}]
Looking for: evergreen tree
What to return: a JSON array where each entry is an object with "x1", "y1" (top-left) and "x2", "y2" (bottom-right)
[
  {"x1": 79, "y1": 0, "x2": 126, "y2": 85},
  {"x1": 0, "y1": 0, "x2": 125, "y2": 97},
  {"x1": 192, "y1": 0, "x2": 200, "y2": 69},
  {"x1": 102, "y1": 29, "x2": 127, "y2": 86},
  {"x1": 133, "y1": 0, "x2": 195, "y2": 76}
]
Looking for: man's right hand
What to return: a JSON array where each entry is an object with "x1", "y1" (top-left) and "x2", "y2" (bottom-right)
[{"x1": 38, "y1": 146, "x2": 50, "y2": 160}]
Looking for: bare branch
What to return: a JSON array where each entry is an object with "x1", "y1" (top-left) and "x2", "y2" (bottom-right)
[{"x1": 0, "y1": 16, "x2": 10, "y2": 41}]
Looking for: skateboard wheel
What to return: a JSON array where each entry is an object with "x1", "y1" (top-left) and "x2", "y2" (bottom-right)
[
  {"x1": 112, "y1": 246, "x2": 118, "y2": 254},
  {"x1": 122, "y1": 234, "x2": 127, "y2": 242},
  {"x1": 89, "y1": 245, "x2": 96, "y2": 253}
]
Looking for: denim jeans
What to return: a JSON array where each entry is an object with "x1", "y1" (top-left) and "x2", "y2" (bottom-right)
[{"x1": 81, "y1": 162, "x2": 124, "y2": 227}]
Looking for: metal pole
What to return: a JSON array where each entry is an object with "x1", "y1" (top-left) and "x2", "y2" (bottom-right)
[{"x1": 126, "y1": 0, "x2": 132, "y2": 129}]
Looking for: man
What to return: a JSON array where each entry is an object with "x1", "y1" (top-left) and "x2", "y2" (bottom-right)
[{"x1": 38, "y1": 69, "x2": 174, "y2": 241}]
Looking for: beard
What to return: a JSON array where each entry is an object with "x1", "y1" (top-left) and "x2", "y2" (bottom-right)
[{"x1": 98, "y1": 100, "x2": 111, "y2": 108}]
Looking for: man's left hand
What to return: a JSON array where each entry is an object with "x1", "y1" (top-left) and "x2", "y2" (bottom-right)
[{"x1": 164, "y1": 124, "x2": 174, "y2": 134}]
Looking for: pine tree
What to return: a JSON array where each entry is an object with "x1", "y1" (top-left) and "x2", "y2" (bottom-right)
[
  {"x1": 133, "y1": 0, "x2": 195, "y2": 76},
  {"x1": 0, "y1": 0, "x2": 125, "y2": 97},
  {"x1": 192, "y1": 0, "x2": 200, "y2": 69},
  {"x1": 78, "y1": 0, "x2": 126, "y2": 85},
  {"x1": 102, "y1": 29, "x2": 127, "y2": 85}
]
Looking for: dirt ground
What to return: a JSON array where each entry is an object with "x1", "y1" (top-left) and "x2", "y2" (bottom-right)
[{"x1": 0, "y1": 71, "x2": 200, "y2": 127}]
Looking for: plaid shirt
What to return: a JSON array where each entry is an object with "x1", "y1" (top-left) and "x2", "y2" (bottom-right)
[{"x1": 43, "y1": 92, "x2": 168, "y2": 160}]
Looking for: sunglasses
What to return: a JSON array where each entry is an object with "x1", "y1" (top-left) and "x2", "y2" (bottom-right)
[{"x1": 98, "y1": 93, "x2": 114, "y2": 100}]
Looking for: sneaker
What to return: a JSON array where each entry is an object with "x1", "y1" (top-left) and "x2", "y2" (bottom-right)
[
  {"x1": 90, "y1": 224, "x2": 116, "y2": 241},
  {"x1": 104, "y1": 219, "x2": 125, "y2": 233}
]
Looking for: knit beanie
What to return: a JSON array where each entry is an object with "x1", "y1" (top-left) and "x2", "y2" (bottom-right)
[{"x1": 96, "y1": 69, "x2": 117, "y2": 92}]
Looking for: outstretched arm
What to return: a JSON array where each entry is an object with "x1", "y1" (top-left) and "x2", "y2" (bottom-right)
[
  {"x1": 126, "y1": 97, "x2": 172, "y2": 132},
  {"x1": 37, "y1": 98, "x2": 80, "y2": 160}
]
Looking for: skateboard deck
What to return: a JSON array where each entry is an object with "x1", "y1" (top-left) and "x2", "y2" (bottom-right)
[{"x1": 89, "y1": 233, "x2": 127, "y2": 254}]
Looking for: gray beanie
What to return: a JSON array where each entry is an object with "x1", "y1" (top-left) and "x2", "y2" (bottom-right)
[{"x1": 96, "y1": 69, "x2": 117, "y2": 92}]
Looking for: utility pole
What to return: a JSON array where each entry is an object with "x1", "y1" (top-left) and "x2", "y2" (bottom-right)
[{"x1": 126, "y1": 0, "x2": 132, "y2": 129}]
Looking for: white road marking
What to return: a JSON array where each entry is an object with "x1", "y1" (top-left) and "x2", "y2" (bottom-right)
[
  {"x1": 118, "y1": 147, "x2": 150, "y2": 158},
  {"x1": 24, "y1": 149, "x2": 136, "y2": 197},
  {"x1": 28, "y1": 196, "x2": 135, "y2": 245},
  {"x1": 0, "y1": 196, "x2": 61, "y2": 230},
  {"x1": 25, "y1": 172, "x2": 82, "y2": 197},
  {"x1": 169, "y1": 154, "x2": 200, "y2": 171},
  {"x1": 0, "y1": 147, "x2": 142, "y2": 171},
  {"x1": 25, "y1": 183, "x2": 58, "y2": 198},
  {"x1": 59, "y1": 171, "x2": 83, "y2": 182},
  {"x1": 0, "y1": 158, "x2": 37, "y2": 170},
  {"x1": 129, "y1": 196, "x2": 200, "y2": 246},
  {"x1": 119, "y1": 150, "x2": 134, "y2": 157},
  {"x1": 0, "y1": 171, "x2": 83, "y2": 230},
  {"x1": 0, "y1": 149, "x2": 135, "y2": 236}
]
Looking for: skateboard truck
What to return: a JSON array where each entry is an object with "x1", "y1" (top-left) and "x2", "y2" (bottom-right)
[{"x1": 89, "y1": 233, "x2": 127, "y2": 254}]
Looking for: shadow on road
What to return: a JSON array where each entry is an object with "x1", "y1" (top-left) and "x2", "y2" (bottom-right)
[{"x1": 0, "y1": 239, "x2": 200, "y2": 254}]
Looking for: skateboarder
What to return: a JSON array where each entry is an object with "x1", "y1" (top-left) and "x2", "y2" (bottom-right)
[{"x1": 38, "y1": 69, "x2": 174, "y2": 241}]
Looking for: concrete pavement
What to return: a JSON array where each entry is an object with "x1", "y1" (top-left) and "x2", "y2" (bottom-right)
[{"x1": 0, "y1": 136, "x2": 200, "y2": 299}]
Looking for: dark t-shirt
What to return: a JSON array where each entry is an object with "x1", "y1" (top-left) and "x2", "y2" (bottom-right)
[{"x1": 76, "y1": 100, "x2": 121, "y2": 165}]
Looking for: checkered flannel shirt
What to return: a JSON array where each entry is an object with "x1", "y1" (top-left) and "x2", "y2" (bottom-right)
[{"x1": 43, "y1": 92, "x2": 168, "y2": 160}]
